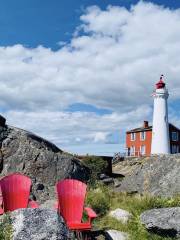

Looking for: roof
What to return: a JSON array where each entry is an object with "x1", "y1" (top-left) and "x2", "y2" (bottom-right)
[
  {"x1": 127, "y1": 123, "x2": 180, "y2": 134},
  {"x1": 156, "y1": 75, "x2": 166, "y2": 89},
  {"x1": 126, "y1": 126, "x2": 152, "y2": 133},
  {"x1": 169, "y1": 123, "x2": 180, "y2": 131}
]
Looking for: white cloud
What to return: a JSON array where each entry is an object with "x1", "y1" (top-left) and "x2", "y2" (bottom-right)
[
  {"x1": 4, "y1": 104, "x2": 151, "y2": 147},
  {"x1": 0, "y1": 1, "x2": 180, "y2": 152}
]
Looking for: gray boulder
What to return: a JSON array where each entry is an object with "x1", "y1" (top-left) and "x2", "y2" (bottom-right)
[
  {"x1": 109, "y1": 209, "x2": 132, "y2": 223},
  {"x1": 115, "y1": 155, "x2": 180, "y2": 197},
  {"x1": 102, "y1": 178, "x2": 114, "y2": 185},
  {"x1": 140, "y1": 207, "x2": 180, "y2": 237},
  {"x1": 10, "y1": 208, "x2": 68, "y2": 240},
  {"x1": 0, "y1": 116, "x2": 90, "y2": 203},
  {"x1": 105, "y1": 230, "x2": 129, "y2": 240}
]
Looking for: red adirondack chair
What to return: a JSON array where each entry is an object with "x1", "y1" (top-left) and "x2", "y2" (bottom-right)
[
  {"x1": 56, "y1": 179, "x2": 97, "y2": 239},
  {"x1": 0, "y1": 187, "x2": 4, "y2": 215},
  {"x1": 0, "y1": 173, "x2": 39, "y2": 212}
]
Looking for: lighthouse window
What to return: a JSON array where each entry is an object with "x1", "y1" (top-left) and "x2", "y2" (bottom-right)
[
  {"x1": 140, "y1": 131, "x2": 146, "y2": 140},
  {"x1": 172, "y1": 132, "x2": 178, "y2": 141},
  {"x1": 131, "y1": 133, "x2": 136, "y2": 141}
]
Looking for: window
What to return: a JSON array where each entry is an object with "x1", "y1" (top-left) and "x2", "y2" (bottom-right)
[
  {"x1": 140, "y1": 145, "x2": 146, "y2": 155},
  {"x1": 172, "y1": 132, "x2": 179, "y2": 141},
  {"x1": 131, "y1": 132, "x2": 136, "y2": 141},
  {"x1": 130, "y1": 146, "x2": 135, "y2": 156},
  {"x1": 140, "y1": 131, "x2": 146, "y2": 141},
  {"x1": 172, "y1": 145, "x2": 179, "y2": 154}
]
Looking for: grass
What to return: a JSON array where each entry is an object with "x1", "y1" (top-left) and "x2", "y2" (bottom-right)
[{"x1": 86, "y1": 184, "x2": 180, "y2": 240}]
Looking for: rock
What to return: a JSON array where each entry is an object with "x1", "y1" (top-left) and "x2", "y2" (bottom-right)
[
  {"x1": 102, "y1": 178, "x2": 114, "y2": 185},
  {"x1": 40, "y1": 199, "x2": 57, "y2": 209},
  {"x1": 115, "y1": 155, "x2": 180, "y2": 197},
  {"x1": 113, "y1": 179, "x2": 121, "y2": 188},
  {"x1": 10, "y1": 208, "x2": 68, "y2": 240},
  {"x1": 99, "y1": 173, "x2": 108, "y2": 180},
  {"x1": 109, "y1": 209, "x2": 132, "y2": 223},
  {"x1": 105, "y1": 230, "x2": 129, "y2": 240},
  {"x1": 140, "y1": 207, "x2": 180, "y2": 237},
  {"x1": 0, "y1": 123, "x2": 90, "y2": 203},
  {"x1": 0, "y1": 115, "x2": 6, "y2": 127}
]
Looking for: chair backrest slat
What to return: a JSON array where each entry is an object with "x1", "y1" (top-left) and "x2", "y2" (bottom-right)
[
  {"x1": 0, "y1": 173, "x2": 31, "y2": 212},
  {"x1": 56, "y1": 179, "x2": 87, "y2": 224}
]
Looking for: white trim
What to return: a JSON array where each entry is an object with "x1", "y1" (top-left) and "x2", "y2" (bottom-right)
[
  {"x1": 130, "y1": 146, "x2": 135, "y2": 156},
  {"x1": 140, "y1": 145, "x2": 146, "y2": 155},
  {"x1": 131, "y1": 132, "x2": 136, "y2": 141},
  {"x1": 140, "y1": 131, "x2": 146, "y2": 141}
]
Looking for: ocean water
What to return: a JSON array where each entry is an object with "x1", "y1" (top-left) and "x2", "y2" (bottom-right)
[{"x1": 60, "y1": 143, "x2": 124, "y2": 157}]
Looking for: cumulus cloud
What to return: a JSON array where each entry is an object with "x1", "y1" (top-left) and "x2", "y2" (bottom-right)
[
  {"x1": 0, "y1": 1, "x2": 180, "y2": 152},
  {"x1": 5, "y1": 104, "x2": 151, "y2": 146}
]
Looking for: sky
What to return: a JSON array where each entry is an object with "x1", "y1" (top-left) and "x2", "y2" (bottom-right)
[{"x1": 0, "y1": 0, "x2": 180, "y2": 156}]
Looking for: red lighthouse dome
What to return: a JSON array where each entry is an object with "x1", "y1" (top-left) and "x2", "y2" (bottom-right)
[{"x1": 156, "y1": 75, "x2": 166, "y2": 89}]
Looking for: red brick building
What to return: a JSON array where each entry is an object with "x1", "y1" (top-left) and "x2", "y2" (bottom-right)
[{"x1": 126, "y1": 121, "x2": 180, "y2": 156}]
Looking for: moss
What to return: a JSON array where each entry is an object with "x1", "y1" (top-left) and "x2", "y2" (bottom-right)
[{"x1": 0, "y1": 214, "x2": 13, "y2": 240}]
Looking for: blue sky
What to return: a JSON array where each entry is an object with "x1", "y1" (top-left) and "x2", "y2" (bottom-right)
[
  {"x1": 0, "y1": 0, "x2": 180, "y2": 156},
  {"x1": 1, "y1": 0, "x2": 180, "y2": 49}
]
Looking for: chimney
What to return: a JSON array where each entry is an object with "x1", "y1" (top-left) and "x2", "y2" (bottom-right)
[{"x1": 143, "y1": 121, "x2": 149, "y2": 128}]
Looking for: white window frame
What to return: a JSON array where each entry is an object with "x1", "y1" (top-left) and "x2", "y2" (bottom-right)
[
  {"x1": 172, "y1": 132, "x2": 179, "y2": 141},
  {"x1": 140, "y1": 145, "x2": 146, "y2": 155},
  {"x1": 140, "y1": 131, "x2": 146, "y2": 141},
  {"x1": 130, "y1": 146, "x2": 135, "y2": 156},
  {"x1": 131, "y1": 132, "x2": 136, "y2": 141}
]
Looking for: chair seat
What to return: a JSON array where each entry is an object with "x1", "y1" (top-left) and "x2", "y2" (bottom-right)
[{"x1": 67, "y1": 222, "x2": 91, "y2": 230}]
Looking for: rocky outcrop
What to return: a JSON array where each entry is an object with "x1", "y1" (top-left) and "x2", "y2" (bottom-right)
[
  {"x1": 114, "y1": 155, "x2": 180, "y2": 197},
  {"x1": 0, "y1": 115, "x2": 90, "y2": 203},
  {"x1": 11, "y1": 208, "x2": 68, "y2": 240},
  {"x1": 140, "y1": 207, "x2": 180, "y2": 238}
]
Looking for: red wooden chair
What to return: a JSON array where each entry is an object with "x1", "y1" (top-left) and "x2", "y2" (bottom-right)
[
  {"x1": 56, "y1": 179, "x2": 97, "y2": 239},
  {"x1": 0, "y1": 173, "x2": 39, "y2": 212},
  {"x1": 0, "y1": 187, "x2": 4, "y2": 215}
]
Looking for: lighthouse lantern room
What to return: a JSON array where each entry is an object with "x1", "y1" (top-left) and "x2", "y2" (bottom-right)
[{"x1": 151, "y1": 75, "x2": 170, "y2": 154}]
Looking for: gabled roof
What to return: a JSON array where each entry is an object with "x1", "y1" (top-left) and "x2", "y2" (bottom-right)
[
  {"x1": 126, "y1": 123, "x2": 180, "y2": 134},
  {"x1": 126, "y1": 125, "x2": 152, "y2": 133},
  {"x1": 169, "y1": 123, "x2": 180, "y2": 131}
]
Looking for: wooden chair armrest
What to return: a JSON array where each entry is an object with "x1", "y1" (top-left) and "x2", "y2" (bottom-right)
[{"x1": 84, "y1": 207, "x2": 97, "y2": 221}]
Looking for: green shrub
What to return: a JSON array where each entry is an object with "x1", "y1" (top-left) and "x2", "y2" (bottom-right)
[
  {"x1": 86, "y1": 185, "x2": 111, "y2": 216},
  {"x1": 83, "y1": 155, "x2": 108, "y2": 186}
]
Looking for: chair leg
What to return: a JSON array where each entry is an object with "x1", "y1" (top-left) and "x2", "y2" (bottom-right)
[
  {"x1": 75, "y1": 231, "x2": 91, "y2": 240},
  {"x1": 68, "y1": 230, "x2": 76, "y2": 240},
  {"x1": 74, "y1": 231, "x2": 96, "y2": 240},
  {"x1": 75, "y1": 231, "x2": 83, "y2": 240}
]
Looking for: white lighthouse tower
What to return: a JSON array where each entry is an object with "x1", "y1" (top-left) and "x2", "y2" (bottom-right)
[{"x1": 151, "y1": 75, "x2": 170, "y2": 154}]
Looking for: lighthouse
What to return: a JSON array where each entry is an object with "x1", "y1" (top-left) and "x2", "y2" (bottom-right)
[{"x1": 151, "y1": 75, "x2": 170, "y2": 154}]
